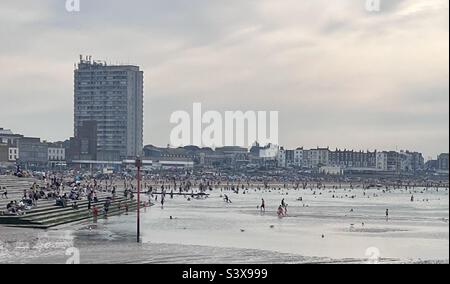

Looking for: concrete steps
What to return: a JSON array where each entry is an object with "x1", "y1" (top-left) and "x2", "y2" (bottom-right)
[
  {"x1": 0, "y1": 175, "x2": 45, "y2": 208},
  {"x1": 2, "y1": 198, "x2": 144, "y2": 229},
  {"x1": 17, "y1": 195, "x2": 119, "y2": 218},
  {"x1": 1, "y1": 175, "x2": 150, "y2": 229}
]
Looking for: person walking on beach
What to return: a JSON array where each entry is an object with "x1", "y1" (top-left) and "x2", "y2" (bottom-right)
[
  {"x1": 161, "y1": 195, "x2": 165, "y2": 208},
  {"x1": 277, "y1": 205, "x2": 285, "y2": 218},
  {"x1": 385, "y1": 209, "x2": 389, "y2": 222},
  {"x1": 92, "y1": 205, "x2": 99, "y2": 223},
  {"x1": 281, "y1": 198, "x2": 288, "y2": 215},
  {"x1": 260, "y1": 198, "x2": 266, "y2": 213},
  {"x1": 104, "y1": 199, "x2": 110, "y2": 217}
]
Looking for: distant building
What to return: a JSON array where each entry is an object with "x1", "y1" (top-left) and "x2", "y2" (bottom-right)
[
  {"x1": 293, "y1": 148, "x2": 304, "y2": 168},
  {"x1": 259, "y1": 144, "x2": 279, "y2": 160},
  {"x1": 277, "y1": 148, "x2": 286, "y2": 168},
  {"x1": 438, "y1": 153, "x2": 449, "y2": 172},
  {"x1": 300, "y1": 148, "x2": 329, "y2": 169},
  {"x1": 8, "y1": 147, "x2": 19, "y2": 162},
  {"x1": 285, "y1": 150, "x2": 295, "y2": 167},
  {"x1": 386, "y1": 151, "x2": 400, "y2": 172},
  {"x1": 198, "y1": 151, "x2": 226, "y2": 167},
  {"x1": 67, "y1": 120, "x2": 98, "y2": 161},
  {"x1": 215, "y1": 146, "x2": 248, "y2": 156},
  {"x1": 0, "y1": 128, "x2": 23, "y2": 146},
  {"x1": 425, "y1": 159, "x2": 439, "y2": 171},
  {"x1": 17, "y1": 137, "x2": 48, "y2": 169},
  {"x1": 310, "y1": 147, "x2": 330, "y2": 168},
  {"x1": 143, "y1": 145, "x2": 194, "y2": 162},
  {"x1": 0, "y1": 128, "x2": 22, "y2": 164},
  {"x1": 249, "y1": 142, "x2": 262, "y2": 157},
  {"x1": 214, "y1": 146, "x2": 249, "y2": 167},
  {"x1": 330, "y1": 149, "x2": 377, "y2": 169},
  {"x1": 48, "y1": 142, "x2": 66, "y2": 168},
  {"x1": 399, "y1": 150, "x2": 424, "y2": 172},
  {"x1": 411, "y1": 151, "x2": 425, "y2": 172},
  {"x1": 424, "y1": 154, "x2": 448, "y2": 174},
  {"x1": 376, "y1": 152, "x2": 388, "y2": 171},
  {"x1": 143, "y1": 145, "x2": 204, "y2": 168},
  {"x1": 143, "y1": 145, "x2": 254, "y2": 168},
  {"x1": 74, "y1": 56, "x2": 144, "y2": 161},
  {"x1": 303, "y1": 149, "x2": 312, "y2": 169},
  {"x1": 0, "y1": 144, "x2": 8, "y2": 164},
  {"x1": 276, "y1": 148, "x2": 301, "y2": 168}
]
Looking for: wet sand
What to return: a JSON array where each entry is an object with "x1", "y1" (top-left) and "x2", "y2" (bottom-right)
[{"x1": 1, "y1": 186, "x2": 448, "y2": 264}]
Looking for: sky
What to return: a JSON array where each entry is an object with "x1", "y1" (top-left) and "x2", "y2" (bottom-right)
[{"x1": 0, "y1": 0, "x2": 448, "y2": 159}]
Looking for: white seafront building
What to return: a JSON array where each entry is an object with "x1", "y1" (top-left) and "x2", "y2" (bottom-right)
[
  {"x1": 293, "y1": 148, "x2": 304, "y2": 168},
  {"x1": 376, "y1": 152, "x2": 388, "y2": 171},
  {"x1": 8, "y1": 147, "x2": 18, "y2": 162},
  {"x1": 270, "y1": 144, "x2": 425, "y2": 174},
  {"x1": 47, "y1": 143, "x2": 66, "y2": 167}
]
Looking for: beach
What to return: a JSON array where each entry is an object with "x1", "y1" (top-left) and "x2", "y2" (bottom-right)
[{"x1": 1, "y1": 184, "x2": 448, "y2": 264}]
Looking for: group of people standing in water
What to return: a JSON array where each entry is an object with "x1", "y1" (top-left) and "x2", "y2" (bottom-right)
[{"x1": 256, "y1": 198, "x2": 288, "y2": 217}]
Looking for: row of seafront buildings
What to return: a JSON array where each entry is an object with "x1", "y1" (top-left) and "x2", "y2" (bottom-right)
[
  {"x1": 276, "y1": 146, "x2": 425, "y2": 174},
  {"x1": 2, "y1": 129, "x2": 449, "y2": 175},
  {"x1": 143, "y1": 143, "x2": 449, "y2": 175},
  {"x1": 274, "y1": 145, "x2": 447, "y2": 175}
]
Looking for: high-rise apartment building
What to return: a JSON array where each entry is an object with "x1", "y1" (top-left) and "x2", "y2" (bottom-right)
[{"x1": 74, "y1": 56, "x2": 143, "y2": 161}]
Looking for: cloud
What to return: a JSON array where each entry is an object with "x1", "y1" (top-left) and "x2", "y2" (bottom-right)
[{"x1": 0, "y1": 0, "x2": 448, "y2": 158}]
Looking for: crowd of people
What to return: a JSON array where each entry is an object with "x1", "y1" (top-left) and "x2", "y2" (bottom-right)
[
  {"x1": 5, "y1": 200, "x2": 32, "y2": 215},
  {"x1": 2, "y1": 168, "x2": 448, "y2": 222},
  {"x1": 1, "y1": 173, "x2": 127, "y2": 217}
]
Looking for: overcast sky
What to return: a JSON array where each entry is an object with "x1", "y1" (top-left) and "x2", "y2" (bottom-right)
[{"x1": 0, "y1": 0, "x2": 448, "y2": 158}]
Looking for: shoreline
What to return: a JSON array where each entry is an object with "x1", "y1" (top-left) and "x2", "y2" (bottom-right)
[{"x1": 1, "y1": 225, "x2": 448, "y2": 264}]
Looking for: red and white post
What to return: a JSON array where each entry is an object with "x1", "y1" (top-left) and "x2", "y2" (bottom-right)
[{"x1": 135, "y1": 157, "x2": 142, "y2": 243}]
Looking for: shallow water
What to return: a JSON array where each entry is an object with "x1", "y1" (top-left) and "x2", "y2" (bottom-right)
[{"x1": 1, "y1": 187, "x2": 448, "y2": 263}]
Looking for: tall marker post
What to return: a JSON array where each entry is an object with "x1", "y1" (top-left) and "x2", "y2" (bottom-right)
[{"x1": 135, "y1": 157, "x2": 142, "y2": 243}]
